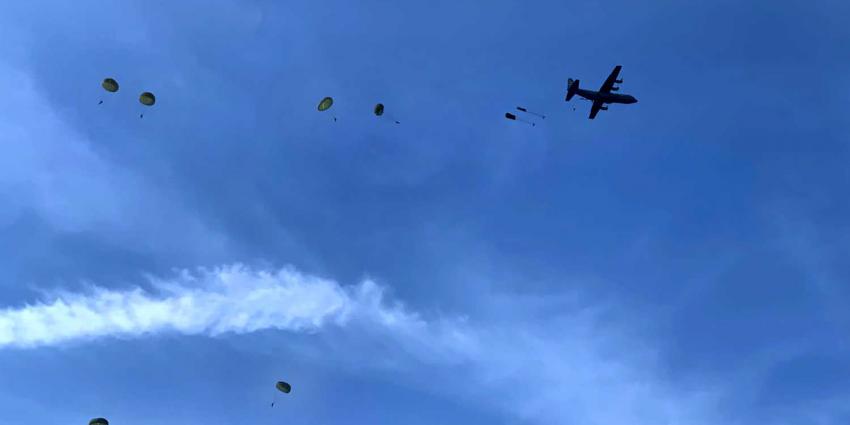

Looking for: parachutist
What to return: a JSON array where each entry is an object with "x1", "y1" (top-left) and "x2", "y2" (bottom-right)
[
  {"x1": 138, "y1": 91, "x2": 156, "y2": 118},
  {"x1": 99, "y1": 77, "x2": 118, "y2": 105},
  {"x1": 271, "y1": 380, "x2": 291, "y2": 408}
]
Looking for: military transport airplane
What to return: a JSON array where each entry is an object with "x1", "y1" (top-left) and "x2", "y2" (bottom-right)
[{"x1": 565, "y1": 65, "x2": 637, "y2": 119}]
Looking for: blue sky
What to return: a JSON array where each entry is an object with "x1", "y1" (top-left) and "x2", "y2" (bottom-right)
[{"x1": 1, "y1": 0, "x2": 849, "y2": 424}]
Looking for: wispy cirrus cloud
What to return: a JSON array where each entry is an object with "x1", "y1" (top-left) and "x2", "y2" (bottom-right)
[{"x1": 0, "y1": 264, "x2": 454, "y2": 349}]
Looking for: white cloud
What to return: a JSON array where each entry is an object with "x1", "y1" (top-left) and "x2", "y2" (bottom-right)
[
  {"x1": 0, "y1": 263, "x2": 722, "y2": 425},
  {"x1": 0, "y1": 264, "x2": 421, "y2": 348},
  {"x1": 461, "y1": 324, "x2": 719, "y2": 425}
]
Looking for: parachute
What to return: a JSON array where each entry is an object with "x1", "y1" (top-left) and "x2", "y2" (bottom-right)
[
  {"x1": 99, "y1": 78, "x2": 119, "y2": 104},
  {"x1": 89, "y1": 418, "x2": 109, "y2": 425},
  {"x1": 139, "y1": 92, "x2": 156, "y2": 106},
  {"x1": 102, "y1": 78, "x2": 119, "y2": 93},
  {"x1": 505, "y1": 112, "x2": 534, "y2": 126},
  {"x1": 317, "y1": 97, "x2": 333, "y2": 111},
  {"x1": 138, "y1": 92, "x2": 156, "y2": 118},
  {"x1": 516, "y1": 106, "x2": 545, "y2": 119},
  {"x1": 276, "y1": 381, "x2": 292, "y2": 393},
  {"x1": 271, "y1": 380, "x2": 292, "y2": 407},
  {"x1": 373, "y1": 102, "x2": 400, "y2": 124},
  {"x1": 317, "y1": 97, "x2": 336, "y2": 121}
]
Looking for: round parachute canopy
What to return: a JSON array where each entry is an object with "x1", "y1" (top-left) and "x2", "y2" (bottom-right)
[
  {"x1": 373, "y1": 103, "x2": 384, "y2": 116},
  {"x1": 139, "y1": 92, "x2": 156, "y2": 106},
  {"x1": 317, "y1": 97, "x2": 333, "y2": 111},
  {"x1": 101, "y1": 78, "x2": 119, "y2": 93},
  {"x1": 89, "y1": 418, "x2": 109, "y2": 425},
  {"x1": 276, "y1": 381, "x2": 292, "y2": 394}
]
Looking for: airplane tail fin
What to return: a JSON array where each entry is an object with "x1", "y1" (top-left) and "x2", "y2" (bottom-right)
[{"x1": 566, "y1": 78, "x2": 579, "y2": 101}]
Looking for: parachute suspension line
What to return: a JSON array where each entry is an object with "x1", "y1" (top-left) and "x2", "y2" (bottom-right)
[
  {"x1": 374, "y1": 103, "x2": 400, "y2": 124},
  {"x1": 99, "y1": 78, "x2": 118, "y2": 106},
  {"x1": 273, "y1": 380, "x2": 291, "y2": 407},
  {"x1": 380, "y1": 116, "x2": 400, "y2": 125},
  {"x1": 317, "y1": 97, "x2": 335, "y2": 123},
  {"x1": 505, "y1": 112, "x2": 535, "y2": 126},
  {"x1": 516, "y1": 106, "x2": 546, "y2": 119},
  {"x1": 139, "y1": 91, "x2": 156, "y2": 119}
]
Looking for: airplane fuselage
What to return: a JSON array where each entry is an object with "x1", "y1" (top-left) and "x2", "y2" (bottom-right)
[{"x1": 575, "y1": 88, "x2": 637, "y2": 105}]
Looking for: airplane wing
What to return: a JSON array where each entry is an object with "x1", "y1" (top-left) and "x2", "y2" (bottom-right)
[
  {"x1": 597, "y1": 65, "x2": 622, "y2": 94},
  {"x1": 589, "y1": 100, "x2": 604, "y2": 119}
]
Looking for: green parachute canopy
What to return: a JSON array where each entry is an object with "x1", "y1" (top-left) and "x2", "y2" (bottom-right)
[
  {"x1": 276, "y1": 381, "x2": 292, "y2": 394},
  {"x1": 139, "y1": 92, "x2": 156, "y2": 106},
  {"x1": 317, "y1": 97, "x2": 333, "y2": 111},
  {"x1": 101, "y1": 78, "x2": 119, "y2": 93},
  {"x1": 89, "y1": 418, "x2": 109, "y2": 425}
]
